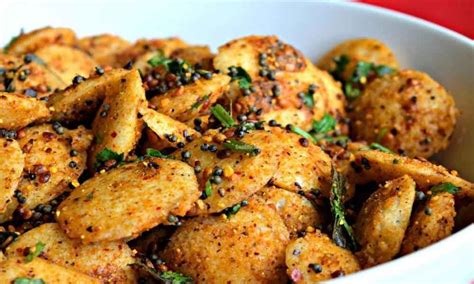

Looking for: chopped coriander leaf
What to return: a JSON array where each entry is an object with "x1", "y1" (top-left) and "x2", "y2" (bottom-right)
[
  {"x1": 204, "y1": 179, "x2": 212, "y2": 197},
  {"x1": 146, "y1": 148, "x2": 171, "y2": 159},
  {"x1": 369, "y1": 143, "x2": 393, "y2": 154},
  {"x1": 312, "y1": 113, "x2": 336, "y2": 134},
  {"x1": 147, "y1": 51, "x2": 171, "y2": 68},
  {"x1": 25, "y1": 241, "x2": 46, "y2": 263},
  {"x1": 3, "y1": 28, "x2": 24, "y2": 53},
  {"x1": 223, "y1": 203, "x2": 242, "y2": 218},
  {"x1": 223, "y1": 139, "x2": 260, "y2": 155},
  {"x1": 344, "y1": 82, "x2": 361, "y2": 100},
  {"x1": 130, "y1": 262, "x2": 192, "y2": 283},
  {"x1": 86, "y1": 192, "x2": 94, "y2": 201},
  {"x1": 161, "y1": 271, "x2": 193, "y2": 284},
  {"x1": 302, "y1": 92, "x2": 314, "y2": 108},
  {"x1": 431, "y1": 182, "x2": 459, "y2": 195},
  {"x1": 330, "y1": 55, "x2": 350, "y2": 81},
  {"x1": 228, "y1": 66, "x2": 252, "y2": 90},
  {"x1": 290, "y1": 125, "x2": 316, "y2": 143},
  {"x1": 211, "y1": 104, "x2": 235, "y2": 128},
  {"x1": 374, "y1": 65, "x2": 395, "y2": 76},
  {"x1": 351, "y1": 61, "x2": 373, "y2": 83},
  {"x1": 14, "y1": 278, "x2": 45, "y2": 284},
  {"x1": 191, "y1": 94, "x2": 209, "y2": 110},
  {"x1": 330, "y1": 168, "x2": 357, "y2": 250},
  {"x1": 96, "y1": 148, "x2": 124, "y2": 164}
]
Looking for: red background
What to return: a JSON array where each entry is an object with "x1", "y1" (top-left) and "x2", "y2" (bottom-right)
[{"x1": 359, "y1": 0, "x2": 474, "y2": 39}]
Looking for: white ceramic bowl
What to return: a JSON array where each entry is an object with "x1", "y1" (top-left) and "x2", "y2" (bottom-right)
[{"x1": 2, "y1": 1, "x2": 473, "y2": 283}]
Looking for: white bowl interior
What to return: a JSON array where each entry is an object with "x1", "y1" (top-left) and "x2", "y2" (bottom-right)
[{"x1": 1, "y1": 1, "x2": 473, "y2": 283}]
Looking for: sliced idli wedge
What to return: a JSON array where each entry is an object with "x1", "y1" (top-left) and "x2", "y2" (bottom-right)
[
  {"x1": 57, "y1": 157, "x2": 200, "y2": 243},
  {"x1": 161, "y1": 198, "x2": 290, "y2": 283},
  {"x1": 348, "y1": 148, "x2": 474, "y2": 199},
  {"x1": 181, "y1": 130, "x2": 283, "y2": 215},
  {"x1": 35, "y1": 44, "x2": 98, "y2": 83},
  {"x1": 354, "y1": 175, "x2": 416, "y2": 268},
  {"x1": 88, "y1": 69, "x2": 146, "y2": 171},
  {"x1": 401, "y1": 192, "x2": 456, "y2": 255},
  {"x1": 140, "y1": 107, "x2": 200, "y2": 149},
  {"x1": 47, "y1": 68, "x2": 129, "y2": 123},
  {"x1": 5, "y1": 26, "x2": 77, "y2": 55},
  {"x1": 270, "y1": 128, "x2": 332, "y2": 196},
  {"x1": 285, "y1": 230, "x2": 360, "y2": 283},
  {"x1": 77, "y1": 34, "x2": 131, "y2": 67},
  {"x1": 6, "y1": 223, "x2": 136, "y2": 283},
  {"x1": 0, "y1": 138, "x2": 24, "y2": 216},
  {"x1": 0, "y1": 256, "x2": 100, "y2": 284},
  {"x1": 256, "y1": 186, "x2": 325, "y2": 238},
  {"x1": 0, "y1": 92, "x2": 50, "y2": 130},
  {"x1": 149, "y1": 73, "x2": 230, "y2": 123},
  {"x1": 16, "y1": 124, "x2": 93, "y2": 210}
]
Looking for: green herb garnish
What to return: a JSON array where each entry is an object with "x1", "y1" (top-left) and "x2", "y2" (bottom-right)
[
  {"x1": 211, "y1": 104, "x2": 235, "y2": 128},
  {"x1": 302, "y1": 92, "x2": 314, "y2": 108},
  {"x1": 95, "y1": 148, "x2": 124, "y2": 166},
  {"x1": 204, "y1": 179, "x2": 212, "y2": 198},
  {"x1": 312, "y1": 113, "x2": 337, "y2": 134},
  {"x1": 330, "y1": 55, "x2": 350, "y2": 81},
  {"x1": 223, "y1": 139, "x2": 260, "y2": 155},
  {"x1": 130, "y1": 262, "x2": 192, "y2": 284},
  {"x1": 147, "y1": 51, "x2": 171, "y2": 68},
  {"x1": 25, "y1": 242, "x2": 45, "y2": 263},
  {"x1": 344, "y1": 82, "x2": 361, "y2": 100},
  {"x1": 431, "y1": 182, "x2": 459, "y2": 195},
  {"x1": 160, "y1": 271, "x2": 193, "y2": 284},
  {"x1": 369, "y1": 143, "x2": 393, "y2": 154},
  {"x1": 290, "y1": 125, "x2": 316, "y2": 143},
  {"x1": 146, "y1": 148, "x2": 172, "y2": 159},
  {"x1": 228, "y1": 66, "x2": 252, "y2": 89},
  {"x1": 13, "y1": 278, "x2": 45, "y2": 284},
  {"x1": 223, "y1": 202, "x2": 243, "y2": 218},
  {"x1": 330, "y1": 168, "x2": 357, "y2": 250},
  {"x1": 374, "y1": 65, "x2": 395, "y2": 76}
]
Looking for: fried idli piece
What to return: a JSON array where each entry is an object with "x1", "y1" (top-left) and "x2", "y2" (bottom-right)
[
  {"x1": 401, "y1": 192, "x2": 456, "y2": 255},
  {"x1": 270, "y1": 128, "x2": 332, "y2": 196},
  {"x1": 161, "y1": 199, "x2": 290, "y2": 284},
  {"x1": 0, "y1": 256, "x2": 100, "y2": 284},
  {"x1": 5, "y1": 27, "x2": 77, "y2": 55},
  {"x1": 213, "y1": 35, "x2": 346, "y2": 131},
  {"x1": 171, "y1": 45, "x2": 214, "y2": 70},
  {"x1": 35, "y1": 45, "x2": 97, "y2": 83},
  {"x1": 0, "y1": 92, "x2": 50, "y2": 130},
  {"x1": 256, "y1": 186, "x2": 324, "y2": 238},
  {"x1": 0, "y1": 54, "x2": 67, "y2": 96},
  {"x1": 140, "y1": 107, "x2": 200, "y2": 149},
  {"x1": 0, "y1": 138, "x2": 24, "y2": 214},
  {"x1": 182, "y1": 130, "x2": 283, "y2": 214},
  {"x1": 350, "y1": 70, "x2": 458, "y2": 158},
  {"x1": 57, "y1": 158, "x2": 199, "y2": 243},
  {"x1": 47, "y1": 68, "x2": 129, "y2": 123},
  {"x1": 78, "y1": 34, "x2": 131, "y2": 67},
  {"x1": 150, "y1": 73, "x2": 230, "y2": 122},
  {"x1": 285, "y1": 230, "x2": 360, "y2": 283},
  {"x1": 114, "y1": 38, "x2": 188, "y2": 67},
  {"x1": 6, "y1": 223, "x2": 136, "y2": 283},
  {"x1": 355, "y1": 175, "x2": 416, "y2": 268},
  {"x1": 88, "y1": 70, "x2": 146, "y2": 171},
  {"x1": 348, "y1": 149, "x2": 474, "y2": 199},
  {"x1": 317, "y1": 38, "x2": 399, "y2": 81},
  {"x1": 15, "y1": 124, "x2": 92, "y2": 210}
]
